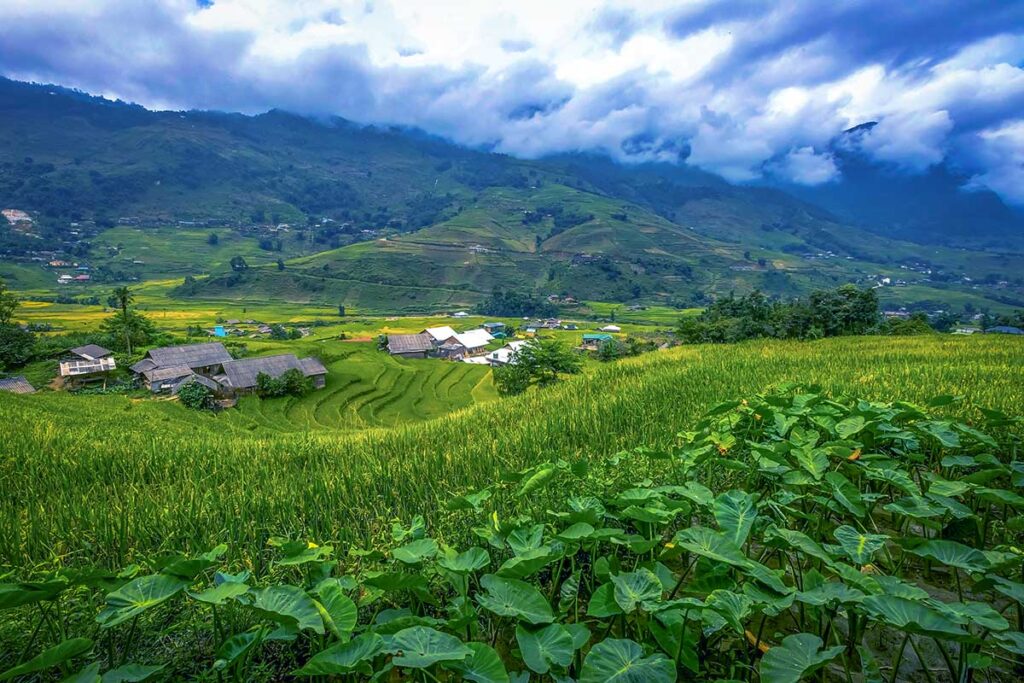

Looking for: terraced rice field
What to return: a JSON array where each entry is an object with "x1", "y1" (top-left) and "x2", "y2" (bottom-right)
[{"x1": 222, "y1": 343, "x2": 497, "y2": 431}]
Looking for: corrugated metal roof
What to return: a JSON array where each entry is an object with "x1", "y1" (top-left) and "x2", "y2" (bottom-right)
[
  {"x1": 299, "y1": 357, "x2": 328, "y2": 375},
  {"x1": 221, "y1": 354, "x2": 324, "y2": 389},
  {"x1": 388, "y1": 333, "x2": 433, "y2": 355},
  {"x1": 142, "y1": 365, "x2": 194, "y2": 382},
  {"x1": 130, "y1": 358, "x2": 157, "y2": 373},
  {"x1": 0, "y1": 376, "x2": 35, "y2": 394},
  {"x1": 424, "y1": 326, "x2": 458, "y2": 342},
  {"x1": 146, "y1": 342, "x2": 232, "y2": 369},
  {"x1": 454, "y1": 329, "x2": 493, "y2": 349},
  {"x1": 170, "y1": 374, "x2": 221, "y2": 395},
  {"x1": 70, "y1": 344, "x2": 112, "y2": 360}
]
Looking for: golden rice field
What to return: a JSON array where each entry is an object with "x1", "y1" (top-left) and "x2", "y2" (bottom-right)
[{"x1": 1, "y1": 335, "x2": 1022, "y2": 571}]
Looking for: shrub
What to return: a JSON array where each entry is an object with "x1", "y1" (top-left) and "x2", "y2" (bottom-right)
[
  {"x1": 177, "y1": 380, "x2": 213, "y2": 410},
  {"x1": 255, "y1": 369, "x2": 311, "y2": 398}
]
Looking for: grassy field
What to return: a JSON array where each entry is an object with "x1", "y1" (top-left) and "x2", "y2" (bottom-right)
[{"x1": 2, "y1": 334, "x2": 1021, "y2": 570}]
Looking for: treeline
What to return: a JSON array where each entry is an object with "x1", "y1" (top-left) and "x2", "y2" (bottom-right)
[
  {"x1": 678, "y1": 285, "x2": 882, "y2": 343},
  {"x1": 474, "y1": 288, "x2": 558, "y2": 318}
]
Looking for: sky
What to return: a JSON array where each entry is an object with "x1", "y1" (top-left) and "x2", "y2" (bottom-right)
[{"x1": 1, "y1": 0, "x2": 1023, "y2": 204}]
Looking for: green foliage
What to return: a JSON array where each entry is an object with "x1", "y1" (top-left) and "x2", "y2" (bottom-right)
[
  {"x1": 679, "y1": 284, "x2": 880, "y2": 343},
  {"x1": 474, "y1": 288, "x2": 558, "y2": 318},
  {"x1": 2, "y1": 385, "x2": 1023, "y2": 681},
  {"x1": 176, "y1": 380, "x2": 213, "y2": 410},
  {"x1": 0, "y1": 323, "x2": 34, "y2": 371},
  {"x1": 0, "y1": 277, "x2": 18, "y2": 326},
  {"x1": 492, "y1": 362, "x2": 532, "y2": 396},
  {"x1": 98, "y1": 309, "x2": 156, "y2": 354},
  {"x1": 516, "y1": 339, "x2": 582, "y2": 385},
  {"x1": 879, "y1": 312, "x2": 935, "y2": 335},
  {"x1": 255, "y1": 368, "x2": 312, "y2": 398}
]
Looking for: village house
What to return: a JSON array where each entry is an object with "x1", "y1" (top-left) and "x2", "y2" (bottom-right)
[
  {"x1": 60, "y1": 344, "x2": 116, "y2": 386},
  {"x1": 485, "y1": 340, "x2": 529, "y2": 366},
  {"x1": 131, "y1": 342, "x2": 233, "y2": 380},
  {"x1": 423, "y1": 326, "x2": 458, "y2": 346},
  {"x1": 437, "y1": 341, "x2": 467, "y2": 360},
  {"x1": 141, "y1": 365, "x2": 196, "y2": 392},
  {"x1": 130, "y1": 341, "x2": 326, "y2": 395},
  {"x1": 386, "y1": 333, "x2": 434, "y2": 359},
  {"x1": 218, "y1": 354, "x2": 327, "y2": 395},
  {"x1": 0, "y1": 376, "x2": 35, "y2": 394},
  {"x1": 580, "y1": 333, "x2": 613, "y2": 351},
  {"x1": 599, "y1": 324, "x2": 621, "y2": 332},
  {"x1": 455, "y1": 329, "x2": 493, "y2": 353},
  {"x1": 482, "y1": 322, "x2": 506, "y2": 334}
]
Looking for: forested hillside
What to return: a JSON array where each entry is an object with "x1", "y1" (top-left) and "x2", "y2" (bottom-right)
[{"x1": 3, "y1": 77, "x2": 1023, "y2": 311}]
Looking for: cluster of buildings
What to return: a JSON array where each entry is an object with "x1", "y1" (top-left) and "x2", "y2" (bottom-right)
[
  {"x1": 387, "y1": 322, "x2": 542, "y2": 366},
  {"x1": 130, "y1": 342, "x2": 326, "y2": 397},
  {"x1": 50, "y1": 342, "x2": 327, "y2": 398},
  {"x1": 386, "y1": 324, "x2": 501, "y2": 361}
]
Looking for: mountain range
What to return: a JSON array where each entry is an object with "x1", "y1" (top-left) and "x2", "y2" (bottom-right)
[{"x1": 1, "y1": 76, "x2": 1022, "y2": 313}]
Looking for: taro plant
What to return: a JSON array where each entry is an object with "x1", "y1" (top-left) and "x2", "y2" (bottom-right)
[{"x1": 1, "y1": 387, "x2": 1023, "y2": 682}]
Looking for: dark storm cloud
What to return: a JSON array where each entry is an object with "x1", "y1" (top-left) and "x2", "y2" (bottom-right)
[{"x1": 0, "y1": 1, "x2": 1021, "y2": 203}]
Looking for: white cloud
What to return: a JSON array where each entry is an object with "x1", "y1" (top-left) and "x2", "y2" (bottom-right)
[
  {"x1": 0, "y1": 0, "x2": 1022, "y2": 203},
  {"x1": 767, "y1": 147, "x2": 839, "y2": 185}
]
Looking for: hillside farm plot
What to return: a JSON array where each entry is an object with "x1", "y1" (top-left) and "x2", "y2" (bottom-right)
[{"x1": 222, "y1": 343, "x2": 497, "y2": 432}]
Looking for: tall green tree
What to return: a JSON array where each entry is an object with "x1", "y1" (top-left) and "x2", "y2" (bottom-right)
[
  {"x1": 0, "y1": 277, "x2": 19, "y2": 326},
  {"x1": 110, "y1": 286, "x2": 136, "y2": 354},
  {"x1": 516, "y1": 339, "x2": 582, "y2": 385},
  {"x1": 0, "y1": 278, "x2": 33, "y2": 370}
]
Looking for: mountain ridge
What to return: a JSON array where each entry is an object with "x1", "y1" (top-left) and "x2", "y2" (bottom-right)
[{"x1": 2, "y1": 76, "x2": 1023, "y2": 313}]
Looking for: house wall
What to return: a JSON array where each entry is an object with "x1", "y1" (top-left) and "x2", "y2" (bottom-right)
[{"x1": 392, "y1": 351, "x2": 428, "y2": 359}]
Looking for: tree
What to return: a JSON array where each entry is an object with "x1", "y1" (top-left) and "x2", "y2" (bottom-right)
[
  {"x1": 177, "y1": 380, "x2": 214, "y2": 410},
  {"x1": 100, "y1": 308, "x2": 156, "y2": 354},
  {"x1": 207, "y1": 232, "x2": 219, "y2": 246},
  {"x1": 596, "y1": 339, "x2": 625, "y2": 362},
  {"x1": 0, "y1": 278, "x2": 19, "y2": 326},
  {"x1": 256, "y1": 369, "x2": 310, "y2": 398},
  {"x1": 0, "y1": 323, "x2": 34, "y2": 370},
  {"x1": 110, "y1": 286, "x2": 136, "y2": 353},
  {"x1": 276, "y1": 258, "x2": 285, "y2": 271},
  {"x1": 230, "y1": 256, "x2": 248, "y2": 272},
  {"x1": 516, "y1": 339, "x2": 582, "y2": 385},
  {"x1": 337, "y1": 304, "x2": 346, "y2": 317},
  {"x1": 493, "y1": 362, "x2": 532, "y2": 396}
]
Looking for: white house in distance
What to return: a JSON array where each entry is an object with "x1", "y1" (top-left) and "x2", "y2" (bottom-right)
[
  {"x1": 484, "y1": 340, "x2": 529, "y2": 365},
  {"x1": 452, "y1": 329, "x2": 493, "y2": 354},
  {"x1": 424, "y1": 326, "x2": 458, "y2": 345},
  {"x1": 422, "y1": 326, "x2": 494, "y2": 358},
  {"x1": 599, "y1": 324, "x2": 621, "y2": 332}
]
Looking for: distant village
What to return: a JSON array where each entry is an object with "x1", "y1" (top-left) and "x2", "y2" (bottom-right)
[{"x1": 385, "y1": 318, "x2": 624, "y2": 366}]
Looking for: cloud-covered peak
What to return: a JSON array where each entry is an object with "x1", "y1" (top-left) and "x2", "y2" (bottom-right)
[{"x1": 1, "y1": 0, "x2": 1022, "y2": 204}]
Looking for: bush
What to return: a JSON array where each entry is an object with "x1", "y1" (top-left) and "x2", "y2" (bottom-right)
[
  {"x1": 0, "y1": 324, "x2": 35, "y2": 370},
  {"x1": 255, "y1": 369, "x2": 311, "y2": 398},
  {"x1": 177, "y1": 381, "x2": 214, "y2": 410},
  {"x1": 493, "y1": 363, "x2": 532, "y2": 396}
]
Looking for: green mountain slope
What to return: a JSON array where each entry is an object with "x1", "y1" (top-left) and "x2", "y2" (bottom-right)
[{"x1": 3, "y1": 77, "x2": 1023, "y2": 312}]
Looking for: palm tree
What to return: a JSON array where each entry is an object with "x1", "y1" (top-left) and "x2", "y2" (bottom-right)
[{"x1": 112, "y1": 286, "x2": 134, "y2": 354}]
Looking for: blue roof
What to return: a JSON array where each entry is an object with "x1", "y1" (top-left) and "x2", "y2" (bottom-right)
[
  {"x1": 986, "y1": 326, "x2": 1024, "y2": 334},
  {"x1": 583, "y1": 333, "x2": 613, "y2": 341}
]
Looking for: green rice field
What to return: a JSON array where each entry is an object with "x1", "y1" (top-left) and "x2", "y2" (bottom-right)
[{"x1": 2, "y1": 334, "x2": 1021, "y2": 570}]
